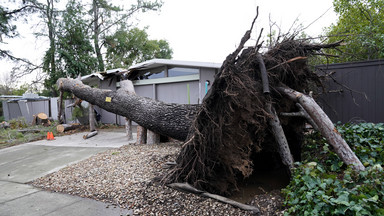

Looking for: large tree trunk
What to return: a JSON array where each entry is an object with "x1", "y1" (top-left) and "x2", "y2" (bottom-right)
[
  {"x1": 46, "y1": 0, "x2": 58, "y2": 96},
  {"x1": 57, "y1": 78, "x2": 199, "y2": 141},
  {"x1": 92, "y1": 0, "x2": 105, "y2": 72}
]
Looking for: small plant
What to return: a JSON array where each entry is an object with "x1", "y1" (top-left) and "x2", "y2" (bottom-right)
[
  {"x1": 8, "y1": 117, "x2": 28, "y2": 129},
  {"x1": 0, "y1": 121, "x2": 59, "y2": 149},
  {"x1": 72, "y1": 106, "x2": 84, "y2": 119},
  {"x1": 283, "y1": 123, "x2": 384, "y2": 215}
]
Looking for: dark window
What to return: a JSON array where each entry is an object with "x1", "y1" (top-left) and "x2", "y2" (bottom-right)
[
  {"x1": 168, "y1": 67, "x2": 199, "y2": 77},
  {"x1": 143, "y1": 71, "x2": 165, "y2": 79},
  {"x1": 139, "y1": 67, "x2": 165, "y2": 79}
]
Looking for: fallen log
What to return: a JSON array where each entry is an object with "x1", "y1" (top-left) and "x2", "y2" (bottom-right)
[
  {"x1": 56, "y1": 124, "x2": 82, "y2": 133},
  {"x1": 83, "y1": 130, "x2": 98, "y2": 139},
  {"x1": 17, "y1": 129, "x2": 41, "y2": 133}
]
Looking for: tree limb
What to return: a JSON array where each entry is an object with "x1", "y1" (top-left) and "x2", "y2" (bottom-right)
[
  {"x1": 168, "y1": 182, "x2": 260, "y2": 214},
  {"x1": 277, "y1": 86, "x2": 365, "y2": 171}
]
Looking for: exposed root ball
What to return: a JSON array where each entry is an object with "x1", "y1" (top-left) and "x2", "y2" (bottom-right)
[{"x1": 163, "y1": 27, "x2": 341, "y2": 195}]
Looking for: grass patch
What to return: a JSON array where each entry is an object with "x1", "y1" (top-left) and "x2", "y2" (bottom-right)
[{"x1": 0, "y1": 117, "x2": 59, "y2": 149}]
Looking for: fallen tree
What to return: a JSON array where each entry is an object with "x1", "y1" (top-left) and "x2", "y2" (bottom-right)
[
  {"x1": 57, "y1": 78, "x2": 199, "y2": 141},
  {"x1": 57, "y1": 15, "x2": 365, "y2": 197}
]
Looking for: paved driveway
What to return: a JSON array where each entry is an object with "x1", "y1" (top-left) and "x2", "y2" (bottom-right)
[{"x1": 0, "y1": 130, "x2": 136, "y2": 216}]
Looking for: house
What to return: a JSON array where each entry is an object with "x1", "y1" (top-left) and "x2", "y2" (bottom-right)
[
  {"x1": 127, "y1": 59, "x2": 222, "y2": 104},
  {"x1": 81, "y1": 59, "x2": 222, "y2": 125}
]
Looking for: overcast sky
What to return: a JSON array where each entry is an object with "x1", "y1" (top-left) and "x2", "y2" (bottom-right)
[
  {"x1": 0, "y1": 0, "x2": 337, "y2": 85},
  {"x1": 137, "y1": 0, "x2": 337, "y2": 62}
]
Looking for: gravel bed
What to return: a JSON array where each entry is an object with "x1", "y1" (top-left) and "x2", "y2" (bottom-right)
[{"x1": 32, "y1": 143, "x2": 284, "y2": 215}]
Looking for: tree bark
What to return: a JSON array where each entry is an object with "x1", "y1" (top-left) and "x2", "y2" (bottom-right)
[
  {"x1": 83, "y1": 130, "x2": 98, "y2": 139},
  {"x1": 89, "y1": 104, "x2": 96, "y2": 131},
  {"x1": 57, "y1": 78, "x2": 199, "y2": 141},
  {"x1": 137, "y1": 126, "x2": 147, "y2": 144},
  {"x1": 58, "y1": 90, "x2": 64, "y2": 123},
  {"x1": 92, "y1": 0, "x2": 105, "y2": 72},
  {"x1": 168, "y1": 182, "x2": 260, "y2": 214},
  {"x1": 56, "y1": 123, "x2": 82, "y2": 133},
  {"x1": 280, "y1": 103, "x2": 319, "y2": 131},
  {"x1": 120, "y1": 80, "x2": 135, "y2": 141},
  {"x1": 266, "y1": 103, "x2": 294, "y2": 171},
  {"x1": 277, "y1": 86, "x2": 365, "y2": 171},
  {"x1": 33, "y1": 113, "x2": 50, "y2": 126},
  {"x1": 125, "y1": 118, "x2": 133, "y2": 140},
  {"x1": 147, "y1": 130, "x2": 160, "y2": 144}
]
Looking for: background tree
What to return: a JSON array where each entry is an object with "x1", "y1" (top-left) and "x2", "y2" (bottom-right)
[
  {"x1": 0, "y1": 2, "x2": 35, "y2": 60},
  {"x1": 42, "y1": 0, "x2": 58, "y2": 94},
  {"x1": 0, "y1": 1, "x2": 43, "y2": 90},
  {"x1": 0, "y1": 4, "x2": 18, "y2": 60},
  {"x1": 90, "y1": 0, "x2": 162, "y2": 71},
  {"x1": 43, "y1": 0, "x2": 98, "y2": 96},
  {"x1": 36, "y1": 0, "x2": 60, "y2": 96},
  {"x1": 2, "y1": 0, "x2": 169, "y2": 95},
  {"x1": 105, "y1": 27, "x2": 172, "y2": 69},
  {"x1": 325, "y1": 0, "x2": 384, "y2": 63}
]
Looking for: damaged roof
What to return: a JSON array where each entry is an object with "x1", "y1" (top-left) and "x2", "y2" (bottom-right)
[
  {"x1": 81, "y1": 68, "x2": 128, "y2": 85},
  {"x1": 127, "y1": 59, "x2": 222, "y2": 80},
  {"x1": 81, "y1": 59, "x2": 222, "y2": 84},
  {"x1": 128, "y1": 59, "x2": 222, "y2": 72}
]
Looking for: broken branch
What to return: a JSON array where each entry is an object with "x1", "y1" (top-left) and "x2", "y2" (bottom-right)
[
  {"x1": 168, "y1": 182, "x2": 260, "y2": 214},
  {"x1": 277, "y1": 86, "x2": 365, "y2": 171}
]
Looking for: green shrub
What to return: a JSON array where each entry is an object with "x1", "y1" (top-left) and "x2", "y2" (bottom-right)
[
  {"x1": 283, "y1": 123, "x2": 384, "y2": 215},
  {"x1": 338, "y1": 123, "x2": 384, "y2": 166},
  {"x1": 72, "y1": 107, "x2": 84, "y2": 119},
  {"x1": 8, "y1": 117, "x2": 28, "y2": 129}
]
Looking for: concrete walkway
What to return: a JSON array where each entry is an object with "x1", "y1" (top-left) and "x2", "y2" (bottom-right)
[{"x1": 0, "y1": 130, "x2": 136, "y2": 216}]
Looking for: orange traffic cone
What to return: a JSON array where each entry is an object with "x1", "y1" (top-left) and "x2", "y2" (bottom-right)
[
  {"x1": 46, "y1": 132, "x2": 50, "y2": 140},
  {"x1": 50, "y1": 132, "x2": 55, "y2": 140}
]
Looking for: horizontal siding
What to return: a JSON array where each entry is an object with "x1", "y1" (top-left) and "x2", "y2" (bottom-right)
[{"x1": 318, "y1": 60, "x2": 384, "y2": 123}]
